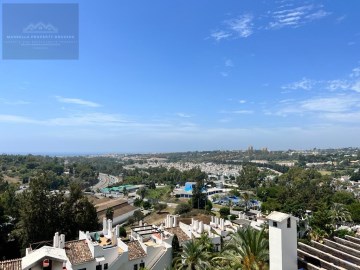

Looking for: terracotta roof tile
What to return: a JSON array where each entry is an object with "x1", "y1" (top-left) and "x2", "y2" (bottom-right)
[
  {"x1": 127, "y1": 241, "x2": 146, "y2": 261},
  {"x1": 65, "y1": 240, "x2": 93, "y2": 265},
  {"x1": 166, "y1": 227, "x2": 191, "y2": 243}
]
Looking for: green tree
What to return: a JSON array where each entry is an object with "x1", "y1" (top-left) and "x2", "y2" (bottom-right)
[
  {"x1": 175, "y1": 203, "x2": 192, "y2": 215},
  {"x1": 119, "y1": 226, "x2": 127, "y2": 238},
  {"x1": 123, "y1": 187, "x2": 129, "y2": 197},
  {"x1": 154, "y1": 203, "x2": 167, "y2": 213},
  {"x1": 330, "y1": 203, "x2": 352, "y2": 229},
  {"x1": 348, "y1": 202, "x2": 360, "y2": 223},
  {"x1": 133, "y1": 210, "x2": 144, "y2": 223},
  {"x1": 138, "y1": 187, "x2": 147, "y2": 200},
  {"x1": 241, "y1": 192, "x2": 252, "y2": 211},
  {"x1": 332, "y1": 191, "x2": 355, "y2": 205},
  {"x1": 142, "y1": 201, "x2": 152, "y2": 210},
  {"x1": 237, "y1": 165, "x2": 260, "y2": 190},
  {"x1": 310, "y1": 206, "x2": 333, "y2": 235},
  {"x1": 174, "y1": 239, "x2": 211, "y2": 270},
  {"x1": 172, "y1": 234, "x2": 181, "y2": 258},
  {"x1": 106, "y1": 207, "x2": 114, "y2": 221},
  {"x1": 192, "y1": 179, "x2": 207, "y2": 210},
  {"x1": 219, "y1": 207, "x2": 230, "y2": 218},
  {"x1": 197, "y1": 233, "x2": 214, "y2": 252},
  {"x1": 134, "y1": 198, "x2": 143, "y2": 207},
  {"x1": 216, "y1": 227, "x2": 269, "y2": 270}
]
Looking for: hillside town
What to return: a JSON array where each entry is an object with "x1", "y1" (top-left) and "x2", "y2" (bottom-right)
[{"x1": 1, "y1": 148, "x2": 360, "y2": 269}]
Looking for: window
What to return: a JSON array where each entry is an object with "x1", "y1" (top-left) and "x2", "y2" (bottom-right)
[
  {"x1": 287, "y1": 217, "x2": 291, "y2": 228},
  {"x1": 96, "y1": 265, "x2": 102, "y2": 270},
  {"x1": 104, "y1": 264, "x2": 108, "y2": 270},
  {"x1": 134, "y1": 264, "x2": 138, "y2": 270},
  {"x1": 273, "y1": 221, "x2": 277, "y2": 227},
  {"x1": 140, "y1": 262, "x2": 145, "y2": 269}
]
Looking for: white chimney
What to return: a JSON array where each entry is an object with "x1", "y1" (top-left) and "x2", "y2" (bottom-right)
[
  {"x1": 165, "y1": 215, "x2": 170, "y2": 228},
  {"x1": 53, "y1": 232, "x2": 59, "y2": 248},
  {"x1": 108, "y1": 219, "x2": 113, "y2": 237},
  {"x1": 198, "y1": 221, "x2": 204, "y2": 233},
  {"x1": 115, "y1": 225, "x2": 120, "y2": 237},
  {"x1": 220, "y1": 218, "x2": 224, "y2": 230},
  {"x1": 173, "y1": 216, "x2": 177, "y2": 227},
  {"x1": 194, "y1": 220, "x2": 199, "y2": 231},
  {"x1": 103, "y1": 217, "x2": 107, "y2": 235},
  {"x1": 170, "y1": 216, "x2": 174, "y2": 228},
  {"x1": 139, "y1": 220, "x2": 143, "y2": 227},
  {"x1": 59, "y1": 234, "x2": 65, "y2": 249},
  {"x1": 267, "y1": 211, "x2": 298, "y2": 270}
]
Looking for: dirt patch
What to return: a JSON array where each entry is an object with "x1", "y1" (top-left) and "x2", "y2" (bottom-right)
[
  {"x1": 143, "y1": 206, "x2": 175, "y2": 225},
  {"x1": 3, "y1": 175, "x2": 20, "y2": 184}
]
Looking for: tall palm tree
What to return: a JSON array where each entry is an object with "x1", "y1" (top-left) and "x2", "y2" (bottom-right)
[
  {"x1": 214, "y1": 227, "x2": 269, "y2": 270},
  {"x1": 330, "y1": 203, "x2": 352, "y2": 229},
  {"x1": 174, "y1": 239, "x2": 211, "y2": 270},
  {"x1": 241, "y1": 192, "x2": 252, "y2": 211}
]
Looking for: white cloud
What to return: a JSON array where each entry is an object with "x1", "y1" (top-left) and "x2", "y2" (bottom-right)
[
  {"x1": 239, "y1": 100, "x2": 246, "y2": 104},
  {"x1": 176, "y1": 113, "x2": 192, "y2": 118},
  {"x1": 323, "y1": 111, "x2": 360, "y2": 122},
  {"x1": 55, "y1": 96, "x2": 101, "y2": 107},
  {"x1": 0, "y1": 113, "x2": 130, "y2": 127},
  {"x1": 0, "y1": 114, "x2": 38, "y2": 124},
  {"x1": 351, "y1": 81, "x2": 360, "y2": 92},
  {"x1": 336, "y1": 15, "x2": 346, "y2": 23},
  {"x1": 232, "y1": 110, "x2": 254, "y2": 114},
  {"x1": 218, "y1": 118, "x2": 232, "y2": 123},
  {"x1": 282, "y1": 77, "x2": 315, "y2": 90},
  {"x1": 226, "y1": 14, "x2": 254, "y2": 38},
  {"x1": 300, "y1": 96, "x2": 359, "y2": 113},
  {"x1": 0, "y1": 99, "x2": 30, "y2": 105},
  {"x1": 225, "y1": 59, "x2": 234, "y2": 67},
  {"x1": 350, "y1": 67, "x2": 360, "y2": 78},
  {"x1": 326, "y1": 80, "x2": 350, "y2": 91},
  {"x1": 210, "y1": 30, "x2": 232, "y2": 41},
  {"x1": 221, "y1": 72, "x2": 229, "y2": 77},
  {"x1": 268, "y1": 4, "x2": 330, "y2": 29},
  {"x1": 210, "y1": 13, "x2": 253, "y2": 41}
]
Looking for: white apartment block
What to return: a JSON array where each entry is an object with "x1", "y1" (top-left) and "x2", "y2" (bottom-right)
[{"x1": 17, "y1": 217, "x2": 172, "y2": 270}]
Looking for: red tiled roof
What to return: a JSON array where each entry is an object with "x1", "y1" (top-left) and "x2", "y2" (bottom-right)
[
  {"x1": 0, "y1": 259, "x2": 22, "y2": 270},
  {"x1": 127, "y1": 241, "x2": 146, "y2": 261},
  {"x1": 65, "y1": 240, "x2": 94, "y2": 265},
  {"x1": 166, "y1": 227, "x2": 191, "y2": 243}
]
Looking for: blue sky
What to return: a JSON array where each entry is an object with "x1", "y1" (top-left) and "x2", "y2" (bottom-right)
[{"x1": 1, "y1": 0, "x2": 360, "y2": 153}]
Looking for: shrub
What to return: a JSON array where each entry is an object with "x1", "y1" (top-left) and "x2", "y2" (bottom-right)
[
  {"x1": 219, "y1": 207, "x2": 230, "y2": 218},
  {"x1": 175, "y1": 203, "x2": 192, "y2": 215},
  {"x1": 142, "y1": 201, "x2": 152, "y2": 210}
]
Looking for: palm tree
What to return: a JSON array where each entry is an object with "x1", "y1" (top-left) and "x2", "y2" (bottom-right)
[
  {"x1": 197, "y1": 233, "x2": 214, "y2": 252},
  {"x1": 174, "y1": 239, "x2": 211, "y2": 270},
  {"x1": 241, "y1": 192, "x2": 252, "y2": 211},
  {"x1": 330, "y1": 203, "x2": 352, "y2": 229},
  {"x1": 309, "y1": 227, "x2": 328, "y2": 243},
  {"x1": 214, "y1": 227, "x2": 269, "y2": 270}
]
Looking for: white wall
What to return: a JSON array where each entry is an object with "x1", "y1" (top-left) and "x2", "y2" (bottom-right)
[{"x1": 269, "y1": 217, "x2": 297, "y2": 270}]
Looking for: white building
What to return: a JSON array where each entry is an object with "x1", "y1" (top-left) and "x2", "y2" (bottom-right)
[
  {"x1": 267, "y1": 211, "x2": 298, "y2": 270},
  {"x1": 19, "y1": 217, "x2": 172, "y2": 270}
]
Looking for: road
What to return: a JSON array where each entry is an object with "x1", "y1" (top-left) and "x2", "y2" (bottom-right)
[{"x1": 92, "y1": 173, "x2": 121, "y2": 191}]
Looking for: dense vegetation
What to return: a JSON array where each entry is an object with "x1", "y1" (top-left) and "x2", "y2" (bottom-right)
[{"x1": 0, "y1": 150, "x2": 360, "y2": 260}]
